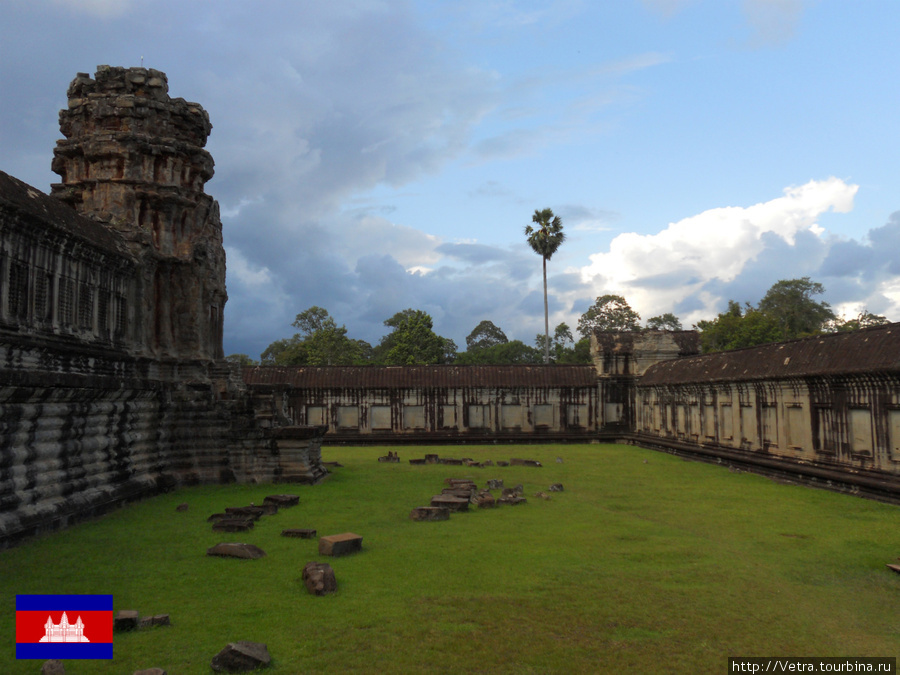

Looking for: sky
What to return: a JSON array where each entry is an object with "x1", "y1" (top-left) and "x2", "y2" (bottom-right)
[{"x1": 2, "y1": 0, "x2": 900, "y2": 358}]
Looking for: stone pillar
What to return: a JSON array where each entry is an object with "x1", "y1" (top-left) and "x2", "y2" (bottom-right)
[{"x1": 50, "y1": 65, "x2": 227, "y2": 361}]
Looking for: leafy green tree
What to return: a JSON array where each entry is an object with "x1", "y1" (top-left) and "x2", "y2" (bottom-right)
[
  {"x1": 225, "y1": 353, "x2": 259, "y2": 366},
  {"x1": 466, "y1": 320, "x2": 509, "y2": 351},
  {"x1": 260, "y1": 336, "x2": 306, "y2": 365},
  {"x1": 455, "y1": 340, "x2": 542, "y2": 364},
  {"x1": 374, "y1": 309, "x2": 450, "y2": 365},
  {"x1": 830, "y1": 309, "x2": 890, "y2": 332},
  {"x1": 260, "y1": 306, "x2": 370, "y2": 365},
  {"x1": 757, "y1": 277, "x2": 834, "y2": 339},
  {"x1": 534, "y1": 322, "x2": 578, "y2": 362},
  {"x1": 696, "y1": 301, "x2": 782, "y2": 353},
  {"x1": 525, "y1": 208, "x2": 565, "y2": 364},
  {"x1": 646, "y1": 313, "x2": 683, "y2": 331},
  {"x1": 577, "y1": 294, "x2": 641, "y2": 336}
]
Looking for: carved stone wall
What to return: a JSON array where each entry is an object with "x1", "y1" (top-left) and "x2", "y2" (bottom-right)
[{"x1": 0, "y1": 67, "x2": 324, "y2": 548}]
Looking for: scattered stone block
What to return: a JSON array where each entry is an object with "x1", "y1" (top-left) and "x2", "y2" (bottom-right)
[
  {"x1": 424, "y1": 454, "x2": 440, "y2": 464},
  {"x1": 302, "y1": 561, "x2": 337, "y2": 596},
  {"x1": 378, "y1": 451, "x2": 400, "y2": 462},
  {"x1": 549, "y1": 483, "x2": 564, "y2": 492},
  {"x1": 472, "y1": 492, "x2": 496, "y2": 508},
  {"x1": 439, "y1": 457, "x2": 463, "y2": 465},
  {"x1": 510, "y1": 458, "x2": 542, "y2": 467},
  {"x1": 534, "y1": 491, "x2": 551, "y2": 500},
  {"x1": 502, "y1": 485, "x2": 524, "y2": 497},
  {"x1": 114, "y1": 610, "x2": 140, "y2": 632},
  {"x1": 137, "y1": 614, "x2": 170, "y2": 629},
  {"x1": 409, "y1": 458, "x2": 427, "y2": 465},
  {"x1": 497, "y1": 460, "x2": 510, "y2": 467},
  {"x1": 482, "y1": 459, "x2": 494, "y2": 467},
  {"x1": 212, "y1": 518, "x2": 254, "y2": 533},
  {"x1": 133, "y1": 669, "x2": 167, "y2": 675},
  {"x1": 498, "y1": 496, "x2": 528, "y2": 506},
  {"x1": 211, "y1": 641, "x2": 272, "y2": 672},
  {"x1": 887, "y1": 564, "x2": 900, "y2": 575},
  {"x1": 319, "y1": 532, "x2": 363, "y2": 557},
  {"x1": 442, "y1": 487, "x2": 475, "y2": 498},
  {"x1": 264, "y1": 494, "x2": 299, "y2": 508},
  {"x1": 282, "y1": 528, "x2": 317, "y2": 538},
  {"x1": 207, "y1": 513, "x2": 229, "y2": 522},
  {"x1": 207, "y1": 543, "x2": 267, "y2": 559},
  {"x1": 42, "y1": 660, "x2": 65, "y2": 675},
  {"x1": 487, "y1": 479, "x2": 504, "y2": 489},
  {"x1": 409, "y1": 506, "x2": 450, "y2": 521},
  {"x1": 256, "y1": 502, "x2": 278, "y2": 515},
  {"x1": 556, "y1": 457, "x2": 564, "y2": 463},
  {"x1": 430, "y1": 494, "x2": 469, "y2": 512},
  {"x1": 323, "y1": 461, "x2": 343, "y2": 468},
  {"x1": 224, "y1": 506, "x2": 265, "y2": 520},
  {"x1": 175, "y1": 503, "x2": 189, "y2": 512},
  {"x1": 446, "y1": 478, "x2": 476, "y2": 487}
]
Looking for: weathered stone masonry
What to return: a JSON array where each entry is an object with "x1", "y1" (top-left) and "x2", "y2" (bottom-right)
[{"x1": 0, "y1": 67, "x2": 325, "y2": 548}]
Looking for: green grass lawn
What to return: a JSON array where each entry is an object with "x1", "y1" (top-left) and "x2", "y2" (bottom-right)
[{"x1": 3, "y1": 444, "x2": 899, "y2": 674}]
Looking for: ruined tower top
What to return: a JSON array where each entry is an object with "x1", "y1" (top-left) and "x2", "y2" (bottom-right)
[
  {"x1": 50, "y1": 65, "x2": 215, "y2": 229},
  {"x1": 50, "y1": 65, "x2": 226, "y2": 361}
]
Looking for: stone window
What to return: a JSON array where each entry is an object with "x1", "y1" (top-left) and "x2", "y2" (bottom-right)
[
  {"x1": 719, "y1": 404, "x2": 733, "y2": 440},
  {"x1": 97, "y1": 290, "x2": 109, "y2": 336},
  {"x1": 532, "y1": 404, "x2": 553, "y2": 428},
  {"x1": 468, "y1": 404, "x2": 488, "y2": 429},
  {"x1": 336, "y1": 406, "x2": 359, "y2": 430},
  {"x1": 849, "y1": 408, "x2": 873, "y2": 455},
  {"x1": 888, "y1": 410, "x2": 900, "y2": 462},
  {"x1": 402, "y1": 405, "x2": 425, "y2": 430},
  {"x1": 786, "y1": 405, "x2": 806, "y2": 450},
  {"x1": 438, "y1": 405, "x2": 456, "y2": 429},
  {"x1": 114, "y1": 295, "x2": 127, "y2": 337},
  {"x1": 568, "y1": 404, "x2": 589, "y2": 428},
  {"x1": 58, "y1": 277, "x2": 75, "y2": 326},
  {"x1": 34, "y1": 273, "x2": 50, "y2": 323},
  {"x1": 306, "y1": 406, "x2": 326, "y2": 426},
  {"x1": 812, "y1": 406, "x2": 835, "y2": 453},
  {"x1": 703, "y1": 405, "x2": 716, "y2": 439},
  {"x1": 762, "y1": 405, "x2": 778, "y2": 448},
  {"x1": 370, "y1": 405, "x2": 392, "y2": 430},
  {"x1": 8, "y1": 261, "x2": 29, "y2": 320},
  {"x1": 78, "y1": 282, "x2": 94, "y2": 330},
  {"x1": 740, "y1": 405, "x2": 756, "y2": 445},
  {"x1": 501, "y1": 405, "x2": 523, "y2": 429}
]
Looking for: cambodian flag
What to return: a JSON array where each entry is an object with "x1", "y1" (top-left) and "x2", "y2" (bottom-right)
[{"x1": 16, "y1": 594, "x2": 113, "y2": 660}]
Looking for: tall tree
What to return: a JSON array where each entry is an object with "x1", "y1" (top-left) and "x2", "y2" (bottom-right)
[
  {"x1": 260, "y1": 306, "x2": 370, "y2": 365},
  {"x1": 524, "y1": 208, "x2": 565, "y2": 364},
  {"x1": 465, "y1": 320, "x2": 509, "y2": 352},
  {"x1": 375, "y1": 309, "x2": 450, "y2": 365},
  {"x1": 577, "y1": 294, "x2": 641, "y2": 336},
  {"x1": 830, "y1": 309, "x2": 890, "y2": 332},
  {"x1": 646, "y1": 313, "x2": 683, "y2": 331},
  {"x1": 757, "y1": 277, "x2": 834, "y2": 339}
]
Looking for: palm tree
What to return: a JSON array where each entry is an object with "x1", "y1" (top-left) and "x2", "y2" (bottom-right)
[{"x1": 525, "y1": 208, "x2": 565, "y2": 364}]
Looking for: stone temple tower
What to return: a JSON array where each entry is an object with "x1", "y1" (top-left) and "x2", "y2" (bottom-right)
[{"x1": 50, "y1": 65, "x2": 226, "y2": 361}]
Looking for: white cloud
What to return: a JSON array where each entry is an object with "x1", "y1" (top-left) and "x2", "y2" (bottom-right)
[
  {"x1": 742, "y1": 0, "x2": 806, "y2": 48},
  {"x1": 578, "y1": 178, "x2": 858, "y2": 324}
]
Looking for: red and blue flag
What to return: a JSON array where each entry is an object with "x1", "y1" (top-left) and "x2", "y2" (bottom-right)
[{"x1": 16, "y1": 594, "x2": 113, "y2": 660}]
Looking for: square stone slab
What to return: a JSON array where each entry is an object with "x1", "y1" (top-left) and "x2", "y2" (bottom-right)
[{"x1": 319, "y1": 532, "x2": 363, "y2": 556}]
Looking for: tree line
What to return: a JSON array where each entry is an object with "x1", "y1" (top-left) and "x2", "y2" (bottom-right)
[
  {"x1": 227, "y1": 205, "x2": 889, "y2": 366},
  {"x1": 228, "y1": 278, "x2": 889, "y2": 367}
]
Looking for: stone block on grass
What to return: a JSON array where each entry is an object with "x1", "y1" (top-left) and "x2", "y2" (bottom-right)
[
  {"x1": 41, "y1": 660, "x2": 65, "y2": 675},
  {"x1": 282, "y1": 528, "x2": 317, "y2": 538},
  {"x1": 510, "y1": 458, "x2": 542, "y2": 467},
  {"x1": 207, "y1": 543, "x2": 267, "y2": 559},
  {"x1": 409, "y1": 506, "x2": 450, "y2": 521},
  {"x1": 175, "y1": 503, "x2": 188, "y2": 512},
  {"x1": 133, "y1": 669, "x2": 167, "y2": 675},
  {"x1": 114, "y1": 610, "x2": 139, "y2": 632},
  {"x1": 264, "y1": 494, "x2": 299, "y2": 508},
  {"x1": 319, "y1": 532, "x2": 363, "y2": 557},
  {"x1": 224, "y1": 506, "x2": 265, "y2": 520},
  {"x1": 211, "y1": 641, "x2": 271, "y2": 672},
  {"x1": 430, "y1": 494, "x2": 469, "y2": 512},
  {"x1": 212, "y1": 518, "x2": 254, "y2": 533},
  {"x1": 302, "y1": 561, "x2": 337, "y2": 596}
]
